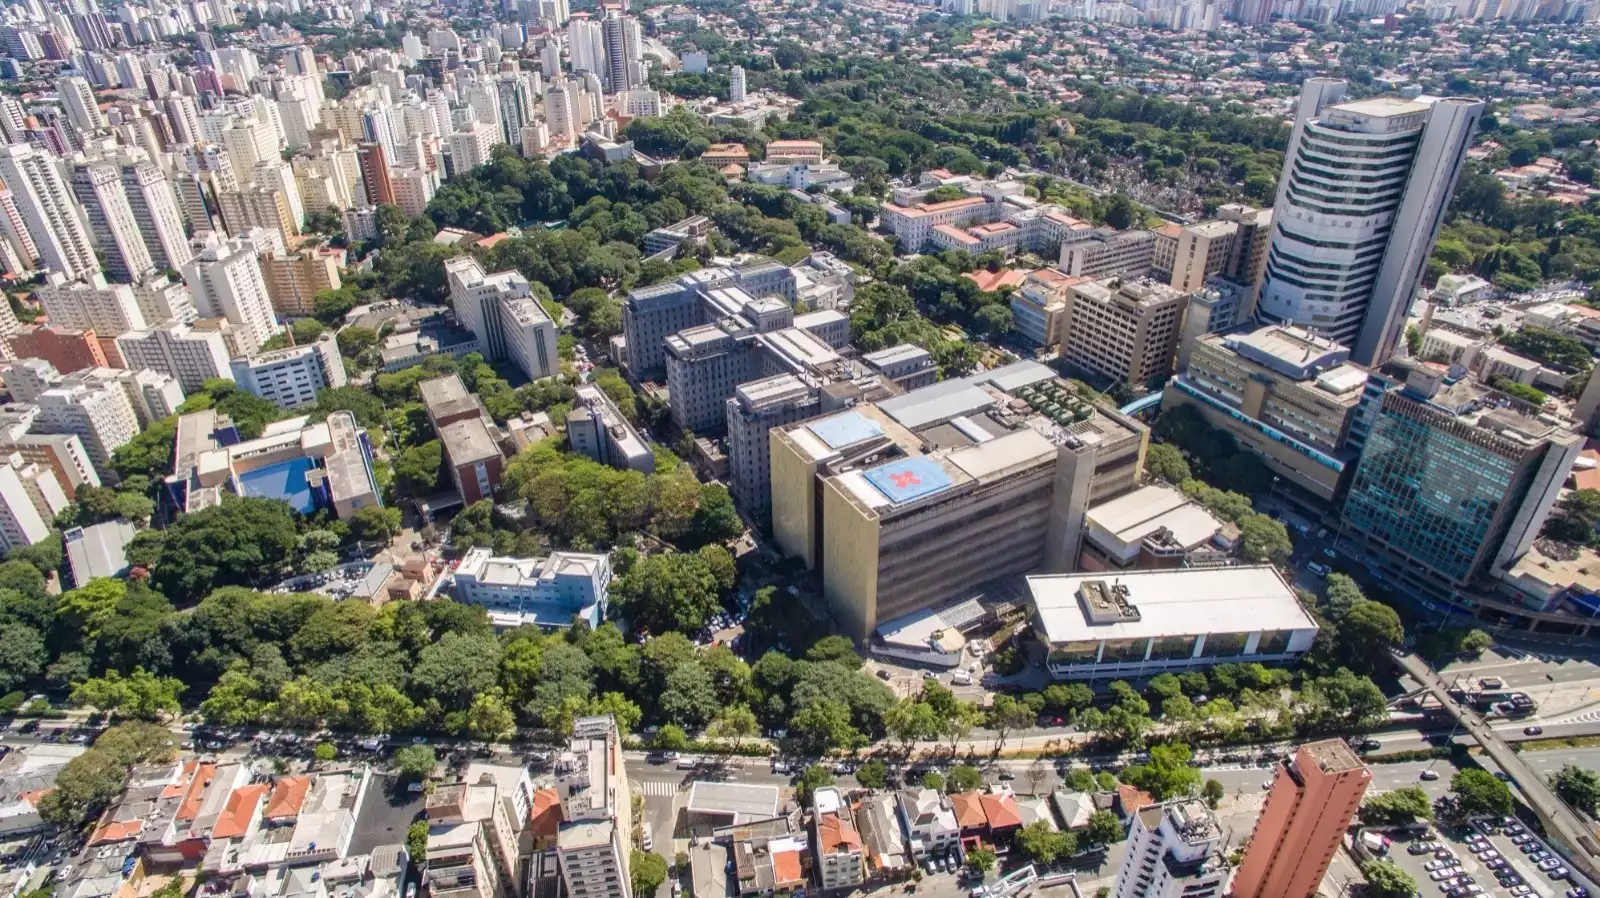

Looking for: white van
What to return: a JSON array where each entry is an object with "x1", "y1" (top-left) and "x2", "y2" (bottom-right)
[
  {"x1": 951, "y1": 670, "x2": 973, "y2": 686},
  {"x1": 641, "y1": 825, "x2": 653, "y2": 851}
]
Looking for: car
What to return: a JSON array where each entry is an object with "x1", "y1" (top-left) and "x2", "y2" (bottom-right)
[
  {"x1": 1538, "y1": 859, "x2": 1562, "y2": 871},
  {"x1": 1550, "y1": 867, "x2": 1570, "y2": 881},
  {"x1": 642, "y1": 826, "x2": 653, "y2": 852},
  {"x1": 18, "y1": 720, "x2": 37, "y2": 734},
  {"x1": 1409, "y1": 842, "x2": 1439, "y2": 855},
  {"x1": 1522, "y1": 842, "x2": 1540, "y2": 854},
  {"x1": 1430, "y1": 870, "x2": 1456, "y2": 882},
  {"x1": 1359, "y1": 739, "x2": 1383, "y2": 751},
  {"x1": 1524, "y1": 725, "x2": 1545, "y2": 735},
  {"x1": 412, "y1": 736, "x2": 427, "y2": 744},
  {"x1": 1531, "y1": 851, "x2": 1552, "y2": 862},
  {"x1": 1419, "y1": 769, "x2": 1440, "y2": 780},
  {"x1": 1568, "y1": 889, "x2": 1591, "y2": 898},
  {"x1": 1307, "y1": 562, "x2": 1330, "y2": 577},
  {"x1": 1322, "y1": 547, "x2": 1337, "y2": 558},
  {"x1": 921, "y1": 670, "x2": 938, "y2": 680},
  {"x1": 998, "y1": 769, "x2": 1015, "y2": 781},
  {"x1": 772, "y1": 761, "x2": 791, "y2": 774},
  {"x1": 1479, "y1": 850, "x2": 1500, "y2": 861},
  {"x1": 1512, "y1": 888, "x2": 1533, "y2": 897},
  {"x1": 650, "y1": 752, "x2": 679, "y2": 763},
  {"x1": 407, "y1": 782, "x2": 424, "y2": 793},
  {"x1": 1487, "y1": 860, "x2": 1508, "y2": 871},
  {"x1": 1512, "y1": 833, "x2": 1533, "y2": 844},
  {"x1": 876, "y1": 669, "x2": 892, "y2": 680},
  {"x1": 676, "y1": 757, "x2": 697, "y2": 769}
]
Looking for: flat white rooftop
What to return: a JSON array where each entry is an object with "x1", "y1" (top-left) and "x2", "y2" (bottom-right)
[{"x1": 1028, "y1": 566, "x2": 1317, "y2": 644}]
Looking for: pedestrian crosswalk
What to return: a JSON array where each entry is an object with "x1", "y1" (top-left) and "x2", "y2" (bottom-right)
[
  {"x1": 635, "y1": 780, "x2": 681, "y2": 797},
  {"x1": 1548, "y1": 706, "x2": 1600, "y2": 726}
]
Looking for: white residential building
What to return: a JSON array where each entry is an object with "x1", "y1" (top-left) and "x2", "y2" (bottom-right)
[
  {"x1": 57, "y1": 76, "x2": 105, "y2": 132},
  {"x1": 182, "y1": 236, "x2": 282, "y2": 356},
  {"x1": 448, "y1": 123, "x2": 499, "y2": 173},
  {"x1": 0, "y1": 453, "x2": 56, "y2": 552},
  {"x1": 1111, "y1": 800, "x2": 1230, "y2": 898},
  {"x1": 445, "y1": 256, "x2": 559, "y2": 382},
  {"x1": 120, "y1": 159, "x2": 193, "y2": 272},
  {"x1": 115, "y1": 321, "x2": 233, "y2": 393},
  {"x1": 813, "y1": 787, "x2": 865, "y2": 891},
  {"x1": 33, "y1": 273, "x2": 148, "y2": 336},
  {"x1": 69, "y1": 159, "x2": 154, "y2": 283},
  {"x1": 33, "y1": 381, "x2": 140, "y2": 479},
  {"x1": 554, "y1": 716, "x2": 632, "y2": 898},
  {"x1": 0, "y1": 143, "x2": 97, "y2": 280},
  {"x1": 229, "y1": 336, "x2": 347, "y2": 410},
  {"x1": 895, "y1": 789, "x2": 959, "y2": 859}
]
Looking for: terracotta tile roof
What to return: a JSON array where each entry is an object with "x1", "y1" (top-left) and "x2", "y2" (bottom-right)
[
  {"x1": 964, "y1": 269, "x2": 1031, "y2": 292},
  {"x1": 818, "y1": 812, "x2": 863, "y2": 854},
  {"x1": 933, "y1": 224, "x2": 980, "y2": 246},
  {"x1": 950, "y1": 792, "x2": 988, "y2": 829},
  {"x1": 176, "y1": 763, "x2": 219, "y2": 821},
  {"x1": 476, "y1": 233, "x2": 511, "y2": 249},
  {"x1": 1116, "y1": 784, "x2": 1155, "y2": 818},
  {"x1": 161, "y1": 760, "x2": 201, "y2": 800},
  {"x1": 979, "y1": 793, "x2": 1022, "y2": 830},
  {"x1": 264, "y1": 776, "x2": 311, "y2": 820},
  {"x1": 771, "y1": 848, "x2": 804, "y2": 886},
  {"x1": 212, "y1": 785, "x2": 270, "y2": 839},
  {"x1": 90, "y1": 818, "x2": 144, "y2": 845},
  {"x1": 1155, "y1": 223, "x2": 1183, "y2": 238},
  {"x1": 529, "y1": 787, "x2": 562, "y2": 839}
]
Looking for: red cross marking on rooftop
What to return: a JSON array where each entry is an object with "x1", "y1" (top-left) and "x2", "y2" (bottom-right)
[{"x1": 890, "y1": 470, "x2": 921, "y2": 489}]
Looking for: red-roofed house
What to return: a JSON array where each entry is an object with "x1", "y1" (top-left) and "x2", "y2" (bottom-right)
[
  {"x1": 210, "y1": 784, "x2": 270, "y2": 840},
  {"x1": 813, "y1": 787, "x2": 865, "y2": 890},
  {"x1": 950, "y1": 792, "x2": 988, "y2": 835},
  {"x1": 770, "y1": 844, "x2": 805, "y2": 891},
  {"x1": 529, "y1": 787, "x2": 562, "y2": 846},
  {"x1": 264, "y1": 776, "x2": 311, "y2": 822},
  {"x1": 978, "y1": 792, "x2": 1023, "y2": 838},
  {"x1": 1116, "y1": 784, "x2": 1155, "y2": 820}
]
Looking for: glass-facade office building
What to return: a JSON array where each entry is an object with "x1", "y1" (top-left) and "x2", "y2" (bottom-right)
[{"x1": 1341, "y1": 387, "x2": 1579, "y2": 600}]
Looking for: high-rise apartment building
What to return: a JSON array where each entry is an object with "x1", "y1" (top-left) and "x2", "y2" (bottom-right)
[
  {"x1": 182, "y1": 236, "x2": 282, "y2": 356},
  {"x1": 70, "y1": 159, "x2": 153, "y2": 283},
  {"x1": 448, "y1": 123, "x2": 499, "y2": 173},
  {"x1": 601, "y1": 12, "x2": 632, "y2": 90},
  {"x1": 34, "y1": 380, "x2": 140, "y2": 479},
  {"x1": 115, "y1": 321, "x2": 234, "y2": 393},
  {"x1": 0, "y1": 143, "x2": 97, "y2": 280},
  {"x1": 259, "y1": 246, "x2": 343, "y2": 318},
  {"x1": 1341, "y1": 364, "x2": 1582, "y2": 602},
  {"x1": 119, "y1": 159, "x2": 193, "y2": 272},
  {"x1": 1256, "y1": 80, "x2": 1484, "y2": 365},
  {"x1": 1232, "y1": 740, "x2": 1370, "y2": 898},
  {"x1": 34, "y1": 273, "x2": 148, "y2": 337},
  {"x1": 217, "y1": 186, "x2": 298, "y2": 238},
  {"x1": 0, "y1": 452, "x2": 58, "y2": 553},
  {"x1": 554, "y1": 716, "x2": 632, "y2": 898},
  {"x1": 56, "y1": 76, "x2": 105, "y2": 132},
  {"x1": 9, "y1": 326, "x2": 108, "y2": 375},
  {"x1": 1111, "y1": 799, "x2": 1230, "y2": 898},
  {"x1": 356, "y1": 141, "x2": 395, "y2": 206},
  {"x1": 729, "y1": 65, "x2": 747, "y2": 103}
]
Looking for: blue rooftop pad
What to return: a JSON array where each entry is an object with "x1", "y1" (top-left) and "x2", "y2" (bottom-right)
[
  {"x1": 807, "y1": 411, "x2": 884, "y2": 450},
  {"x1": 236, "y1": 457, "x2": 319, "y2": 515},
  {"x1": 864, "y1": 456, "x2": 952, "y2": 504}
]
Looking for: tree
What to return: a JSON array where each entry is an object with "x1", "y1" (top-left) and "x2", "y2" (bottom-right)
[
  {"x1": 630, "y1": 850, "x2": 667, "y2": 897},
  {"x1": 653, "y1": 724, "x2": 689, "y2": 752},
  {"x1": 0, "y1": 624, "x2": 45, "y2": 692},
  {"x1": 314, "y1": 742, "x2": 338, "y2": 764},
  {"x1": 140, "y1": 498, "x2": 300, "y2": 603},
  {"x1": 1122, "y1": 743, "x2": 1201, "y2": 800},
  {"x1": 611, "y1": 552, "x2": 721, "y2": 635},
  {"x1": 464, "y1": 689, "x2": 517, "y2": 741},
  {"x1": 1202, "y1": 778, "x2": 1224, "y2": 809},
  {"x1": 393, "y1": 745, "x2": 437, "y2": 781},
  {"x1": 856, "y1": 759, "x2": 889, "y2": 789},
  {"x1": 791, "y1": 698, "x2": 862, "y2": 752},
  {"x1": 348, "y1": 506, "x2": 402, "y2": 544},
  {"x1": 987, "y1": 694, "x2": 1035, "y2": 753},
  {"x1": 1459, "y1": 629, "x2": 1493, "y2": 657},
  {"x1": 1043, "y1": 682, "x2": 1095, "y2": 716},
  {"x1": 942, "y1": 700, "x2": 981, "y2": 754},
  {"x1": 966, "y1": 847, "x2": 997, "y2": 874},
  {"x1": 1016, "y1": 819, "x2": 1076, "y2": 865},
  {"x1": 1085, "y1": 810, "x2": 1123, "y2": 845},
  {"x1": 1451, "y1": 769, "x2": 1514, "y2": 817},
  {"x1": 795, "y1": 765, "x2": 835, "y2": 804},
  {"x1": 922, "y1": 771, "x2": 945, "y2": 791},
  {"x1": 406, "y1": 820, "x2": 430, "y2": 862},
  {"x1": 1145, "y1": 443, "x2": 1191, "y2": 484},
  {"x1": 947, "y1": 764, "x2": 984, "y2": 793},
  {"x1": 1337, "y1": 601, "x2": 1405, "y2": 673},
  {"x1": 705, "y1": 705, "x2": 759, "y2": 753},
  {"x1": 806, "y1": 636, "x2": 862, "y2": 667},
  {"x1": 885, "y1": 698, "x2": 940, "y2": 755},
  {"x1": 1362, "y1": 860, "x2": 1417, "y2": 898},
  {"x1": 37, "y1": 722, "x2": 173, "y2": 828},
  {"x1": 1546, "y1": 488, "x2": 1600, "y2": 544},
  {"x1": 70, "y1": 667, "x2": 184, "y2": 719},
  {"x1": 1360, "y1": 787, "x2": 1435, "y2": 826},
  {"x1": 1552, "y1": 765, "x2": 1600, "y2": 816}
]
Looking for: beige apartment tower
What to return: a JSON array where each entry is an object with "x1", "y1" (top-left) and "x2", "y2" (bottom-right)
[
  {"x1": 1060, "y1": 277, "x2": 1188, "y2": 388},
  {"x1": 1232, "y1": 740, "x2": 1371, "y2": 898}
]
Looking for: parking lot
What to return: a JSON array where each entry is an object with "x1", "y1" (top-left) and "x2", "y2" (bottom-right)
[{"x1": 1388, "y1": 816, "x2": 1585, "y2": 898}]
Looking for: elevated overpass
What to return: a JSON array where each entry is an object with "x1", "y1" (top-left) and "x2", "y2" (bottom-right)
[{"x1": 1393, "y1": 651, "x2": 1600, "y2": 882}]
